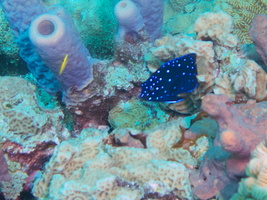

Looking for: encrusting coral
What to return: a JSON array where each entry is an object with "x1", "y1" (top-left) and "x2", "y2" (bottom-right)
[
  {"x1": 108, "y1": 99, "x2": 170, "y2": 131},
  {"x1": 32, "y1": 114, "x2": 208, "y2": 200},
  {"x1": 0, "y1": 76, "x2": 70, "y2": 199}
]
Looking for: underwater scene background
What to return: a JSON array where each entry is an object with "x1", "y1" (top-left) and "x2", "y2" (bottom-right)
[{"x1": 0, "y1": 0, "x2": 267, "y2": 199}]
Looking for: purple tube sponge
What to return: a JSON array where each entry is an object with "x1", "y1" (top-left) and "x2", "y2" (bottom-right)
[
  {"x1": 114, "y1": 0, "x2": 144, "y2": 41},
  {"x1": 115, "y1": 0, "x2": 163, "y2": 42},
  {"x1": 1, "y1": 0, "x2": 60, "y2": 94},
  {"x1": 29, "y1": 6, "x2": 93, "y2": 91},
  {"x1": 131, "y1": 0, "x2": 164, "y2": 41},
  {"x1": 1, "y1": 0, "x2": 46, "y2": 36}
]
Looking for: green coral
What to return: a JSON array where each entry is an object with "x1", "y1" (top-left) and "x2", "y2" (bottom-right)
[{"x1": 108, "y1": 99, "x2": 170, "y2": 131}]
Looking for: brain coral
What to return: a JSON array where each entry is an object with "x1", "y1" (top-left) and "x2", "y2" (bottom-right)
[
  {"x1": 215, "y1": 0, "x2": 267, "y2": 44},
  {"x1": 0, "y1": 76, "x2": 69, "y2": 146},
  {"x1": 33, "y1": 115, "x2": 206, "y2": 200}
]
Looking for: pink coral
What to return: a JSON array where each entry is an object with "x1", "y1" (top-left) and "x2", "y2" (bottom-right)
[{"x1": 190, "y1": 94, "x2": 267, "y2": 199}]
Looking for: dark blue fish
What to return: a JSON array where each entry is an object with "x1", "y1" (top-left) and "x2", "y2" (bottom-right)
[{"x1": 140, "y1": 53, "x2": 198, "y2": 103}]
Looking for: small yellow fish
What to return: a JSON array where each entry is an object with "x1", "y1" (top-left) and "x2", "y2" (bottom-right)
[{"x1": 59, "y1": 54, "x2": 69, "y2": 75}]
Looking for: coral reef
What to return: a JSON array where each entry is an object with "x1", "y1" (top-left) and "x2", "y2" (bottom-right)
[
  {"x1": 231, "y1": 141, "x2": 267, "y2": 199},
  {"x1": 194, "y1": 11, "x2": 238, "y2": 48},
  {"x1": 2, "y1": 1, "x2": 267, "y2": 199},
  {"x1": 32, "y1": 114, "x2": 207, "y2": 199},
  {"x1": 0, "y1": 149, "x2": 11, "y2": 182},
  {"x1": 29, "y1": 5, "x2": 93, "y2": 92},
  {"x1": 114, "y1": 0, "x2": 145, "y2": 42},
  {"x1": 215, "y1": 0, "x2": 267, "y2": 44},
  {"x1": 0, "y1": 0, "x2": 60, "y2": 94},
  {"x1": 0, "y1": 164, "x2": 28, "y2": 200},
  {"x1": 114, "y1": 0, "x2": 164, "y2": 47},
  {"x1": 43, "y1": 0, "x2": 118, "y2": 59},
  {"x1": 63, "y1": 59, "x2": 149, "y2": 130},
  {"x1": 108, "y1": 99, "x2": 170, "y2": 131},
  {"x1": 168, "y1": 0, "x2": 193, "y2": 12},
  {"x1": 164, "y1": 0, "x2": 215, "y2": 35},
  {"x1": 130, "y1": 0, "x2": 164, "y2": 42},
  {"x1": 190, "y1": 94, "x2": 267, "y2": 200},
  {"x1": 0, "y1": 9, "x2": 19, "y2": 62},
  {"x1": 0, "y1": 76, "x2": 70, "y2": 199},
  {"x1": 145, "y1": 11, "x2": 267, "y2": 114}
]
